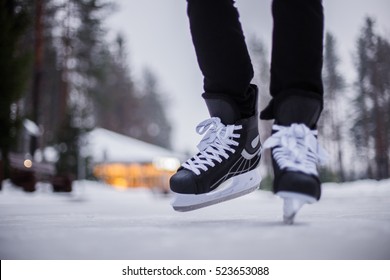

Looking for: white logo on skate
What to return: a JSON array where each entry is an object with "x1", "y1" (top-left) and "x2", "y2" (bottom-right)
[
  {"x1": 241, "y1": 135, "x2": 261, "y2": 160},
  {"x1": 251, "y1": 135, "x2": 260, "y2": 148}
]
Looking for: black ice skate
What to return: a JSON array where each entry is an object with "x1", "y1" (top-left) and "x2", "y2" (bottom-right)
[
  {"x1": 262, "y1": 96, "x2": 327, "y2": 224},
  {"x1": 170, "y1": 85, "x2": 262, "y2": 212}
]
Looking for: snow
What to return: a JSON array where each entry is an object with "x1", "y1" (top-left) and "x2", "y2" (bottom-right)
[
  {"x1": 87, "y1": 128, "x2": 183, "y2": 163},
  {"x1": 0, "y1": 179, "x2": 389, "y2": 260},
  {"x1": 23, "y1": 119, "x2": 41, "y2": 137}
]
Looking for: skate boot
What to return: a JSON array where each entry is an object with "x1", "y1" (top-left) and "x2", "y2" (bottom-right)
[
  {"x1": 170, "y1": 85, "x2": 262, "y2": 211},
  {"x1": 262, "y1": 96, "x2": 327, "y2": 224}
]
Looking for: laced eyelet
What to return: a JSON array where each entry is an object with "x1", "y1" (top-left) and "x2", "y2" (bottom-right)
[
  {"x1": 263, "y1": 124, "x2": 327, "y2": 176},
  {"x1": 182, "y1": 117, "x2": 241, "y2": 175}
]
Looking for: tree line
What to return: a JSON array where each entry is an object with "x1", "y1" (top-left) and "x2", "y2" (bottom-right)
[
  {"x1": 321, "y1": 17, "x2": 390, "y2": 181},
  {"x1": 251, "y1": 16, "x2": 390, "y2": 182},
  {"x1": 0, "y1": 0, "x2": 171, "y2": 180},
  {"x1": 1, "y1": 0, "x2": 389, "y2": 183}
]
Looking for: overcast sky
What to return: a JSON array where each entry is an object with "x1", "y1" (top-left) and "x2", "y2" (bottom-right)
[{"x1": 105, "y1": 0, "x2": 390, "y2": 153}]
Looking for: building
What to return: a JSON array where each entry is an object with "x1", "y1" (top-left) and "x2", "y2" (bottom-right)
[{"x1": 88, "y1": 128, "x2": 182, "y2": 192}]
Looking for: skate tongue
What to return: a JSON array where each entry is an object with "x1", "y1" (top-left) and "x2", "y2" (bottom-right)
[
  {"x1": 203, "y1": 96, "x2": 241, "y2": 125},
  {"x1": 275, "y1": 95, "x2": 322, "y2": 129}
]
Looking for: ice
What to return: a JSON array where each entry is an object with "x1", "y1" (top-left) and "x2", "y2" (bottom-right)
[{"x1": 0, "y1": 179, "x2": 389, "y2": 260}]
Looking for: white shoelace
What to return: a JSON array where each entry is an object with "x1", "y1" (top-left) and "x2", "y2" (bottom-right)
[
  {"x1": 263, "y1": 124, "x2": 327, "y2": 176},
  {"x1": 182, "y1": 117, "x2": 242, "y2": 175}
]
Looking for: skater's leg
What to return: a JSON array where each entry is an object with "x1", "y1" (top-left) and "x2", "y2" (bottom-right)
[
  {"x1": 262, "y1": 0, "x2": 326, "y2": 224},
  {"x1": 261, "y1": 0, "x2": 324, "y2": 125},
  {"x1": 187, "y1": 0, "x2": 256, "y2": 118},
  {"x1": 170, "y1": 0, "x2": 262, "y2": 211}
]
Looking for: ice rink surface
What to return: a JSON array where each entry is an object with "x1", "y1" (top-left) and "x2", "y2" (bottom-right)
[{"x1": 0, "y1": 179, "x2": 389, "y2": 260}]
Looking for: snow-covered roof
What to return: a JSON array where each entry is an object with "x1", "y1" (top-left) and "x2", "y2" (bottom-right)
[{"x1": 88, "y1": 128, "x2": 182, "y2": 164}]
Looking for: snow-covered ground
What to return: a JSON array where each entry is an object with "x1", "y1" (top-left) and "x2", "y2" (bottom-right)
[{"x1": 0, "y1": 179, "x2": 389, "y2": 260}]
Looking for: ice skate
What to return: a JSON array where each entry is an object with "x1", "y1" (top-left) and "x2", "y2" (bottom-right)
[
  {"x1": 170, "y1": 85, "x2": 262, "y2": 211},
  {"x1": 171, "y1": 167, "x2": 261, "y2": 212},
  {"x1": 262, "y1": 96, "x2": 327, "y2": 224},
  {"x1": 278, "y1": 191, "x2": 317, "y2": 224},
  {"x1": 264, "y1": 123, "x2": 326, "y2": 224}
]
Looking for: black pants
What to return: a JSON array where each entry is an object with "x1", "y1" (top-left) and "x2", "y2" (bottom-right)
[{"x1": 187, "y1": 0, "x2": 324, "y2": 120}]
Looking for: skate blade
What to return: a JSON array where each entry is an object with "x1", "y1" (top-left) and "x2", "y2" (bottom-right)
[
  {"x1": 171, "y1": 168, "x2": 261, "y2": 212},
  {"x1": 277, "y1": 191, "x2": 316, "y2": 225}
]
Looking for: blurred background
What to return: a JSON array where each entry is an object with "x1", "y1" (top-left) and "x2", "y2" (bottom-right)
[{"x1": 0, "y1": 0, "x2": 390, "y2": 194}]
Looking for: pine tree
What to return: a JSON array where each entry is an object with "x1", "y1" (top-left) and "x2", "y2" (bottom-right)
[
  {"x1": 29, "y1": 0, "x2": 44, "y2": 155},
  {"x1": 52, "y1": 0, "x2": 113, "y2": 179},
  {"x1": 372, "y1": 35, "x2": 390, "y2": 178},
  {"x1": 352, "y1": 19, "x2": 374, "y2": 178},
  {"x1": 352, "y1": 17, "x2": 390, "y2": 179},
  {"x1": 92, "y1": 34, "x2": 138, "y2": 135},
  {"x1": 375, "y1": 36, "x2": 390, "y2": 177},
  {"x1": 319, "y1": 32, "x2": 346, "y2": 181},
  {"x1": 92, "y1": 34, "x2": 172, "y2": 149},
  {"x1": 137, "y1": 68, "x2": 172, "y2": 149},
  {"x1": 70, "y1": 0, "x2": 112, "y2": 131},
  {"x1": 39, "y1": 0, "x2": 63, "y2": 147},
  {"x1": 0, "y1": 0, "x2": 32, "y2": 178}
]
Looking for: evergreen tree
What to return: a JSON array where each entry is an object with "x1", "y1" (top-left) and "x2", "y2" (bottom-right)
[
  {"x1": 70, "y1": 0, "x2": 113, "y2": 131},
  {"x1": 352, "y1": 19, "x2": 374, "y2": 178},
  {"x1": 55, "y1": 110, "x2": 79, "y2": 177},
  {"x1": 39, "y1": 0, "x2": 63, "y2": 147},
  {"x1": 92, "y1": 35, "x2": 172, "y2": 149},
  {"x1": 50, "y1": 0, "x2": 113, "y2": 179},
  {"x1": 92, "y1": 34, "x2": 139, "y2": 136},
  {"x1": 33, "y1": 0, "x2": 114, "y2": 177},
  {"x1": 352, "y1": 17, "x2": 390, "y2": 179},
  {"x1": 371, "y1": 35, "x2": 390, "y2": 178},
  {"x1": 15, "y1": 0, "x2": 64, "y2": 154},
  {"x1": 29, "y1": 0, "x2": 44, "y2": 155},
  {"x1": 318, "y1": 32, "x2": 346, "y2": 181},
  {"x1": 0, "y1": 0, "x2": 32, "y2": 178},
  {"x1": 375, "y1": 36, "x2": 390, "y2": 177},
  {"x1": 0, "y1": 0, "x2": 173, "y2": 184},
  {"x1": 137, "y1": 68, "x2": 172, "y2": 149}
]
